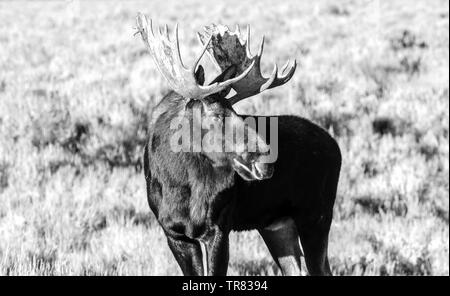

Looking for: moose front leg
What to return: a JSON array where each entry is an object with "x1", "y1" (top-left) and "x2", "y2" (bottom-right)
[
  {"x1": 203, "y1": 229, "x2": 230, "y2": 276},
  {"x1": 166, "y1": 235, "x2": 204, "y2": 276}
]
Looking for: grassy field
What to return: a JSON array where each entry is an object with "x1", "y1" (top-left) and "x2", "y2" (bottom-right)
[{"x1": 0, "y1": 0, "x2": 448, "y2": 275}]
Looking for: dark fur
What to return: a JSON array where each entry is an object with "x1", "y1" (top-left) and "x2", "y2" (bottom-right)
[{"x1": 144, "y1": 91, "x2": 341, "y2": 275}]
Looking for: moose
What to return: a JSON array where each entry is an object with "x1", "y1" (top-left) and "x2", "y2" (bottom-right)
[{"x1": 136, "y1": 13, "x2": 341, "y2": 276}]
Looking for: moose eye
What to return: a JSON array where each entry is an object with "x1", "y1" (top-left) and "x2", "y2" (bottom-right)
[{"x1": 212, "y1": 114, "x2": 222, "y2": 122}]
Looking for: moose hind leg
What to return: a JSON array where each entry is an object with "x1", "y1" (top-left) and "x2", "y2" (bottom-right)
[
  {"x1": 259, "y1": 217, "x2": 303, "y2": 276},
  {"x1": 295, "y1": 219, "x2": 332, "y2": 276},
  {"x1": 295, "y1": 165, "x2": 339, "y2": 276}
]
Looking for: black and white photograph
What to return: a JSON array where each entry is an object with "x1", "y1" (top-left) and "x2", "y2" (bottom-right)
[{"x1": 0, "y1": 0, "x2": 448, "y2": 279}]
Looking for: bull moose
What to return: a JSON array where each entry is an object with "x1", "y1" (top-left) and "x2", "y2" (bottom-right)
[{"x1": 136, "y1": 13, "x2": 341, "y2": 276}]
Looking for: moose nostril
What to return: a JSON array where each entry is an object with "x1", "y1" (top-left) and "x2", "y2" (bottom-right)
[{"x1": 256, "y1": 162, "x2": 274, "y2": 178}]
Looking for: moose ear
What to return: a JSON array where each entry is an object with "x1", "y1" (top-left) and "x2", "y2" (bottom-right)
[
  {"x1": 209, "y1": 65, "x2": 237, "y2": 97},
  {"x1": 194, "y1": 65, "x2": 205, "y2": 85}
]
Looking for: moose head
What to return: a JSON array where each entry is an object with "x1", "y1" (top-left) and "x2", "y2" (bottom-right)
[{"x1": 136, "y1": 13, "x2": 296, "y2": 181}]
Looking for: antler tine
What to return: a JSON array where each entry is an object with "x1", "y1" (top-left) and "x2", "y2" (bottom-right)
[
  {"x1": 257, "y1": 35, "x2": 265, "y2": 58},
  {"x1": 260, "y1": 64, "x2": 278, "y2": 92},
  {"x1": 281, "y1": 59, "x2": 297, "y2": 80},
  {"x1": 274, "y1": 59, "x2": 297, "y2": 86},
  {"x1": 197, "y1": 31, "x2": 222, "y2": 72},
  {"x1": 246, "y1": 25, "x2": 251, "y2": 56},
  {"x1": 281, "y1": 59, "x2": 290, "y2": 74},
  {"x1": 173, "y1": 23, "x2": 187, "y2": 70},
  {"x1": 191, "y1": 35, "x2": 212, "y2": 77}
]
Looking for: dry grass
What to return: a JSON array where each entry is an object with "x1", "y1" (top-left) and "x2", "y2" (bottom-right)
[{"x1": 0, "y1": 0, "x2": 448, "y2": 275}]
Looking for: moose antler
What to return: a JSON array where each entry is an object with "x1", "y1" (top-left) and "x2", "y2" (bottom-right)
[
  {"x1": 135, "y1": 13, "x2": 255, "y2": 100},
  {"x1": 198, "y1": 24, "x2": 297, "y2": 104}
]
